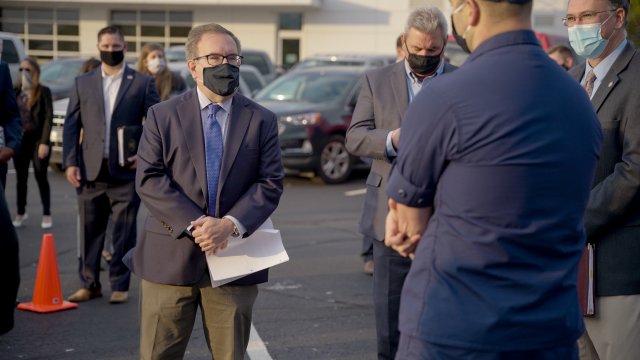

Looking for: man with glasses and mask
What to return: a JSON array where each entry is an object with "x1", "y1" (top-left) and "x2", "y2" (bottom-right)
[
  {"x1": 384, "y1": 0, "x2": 602, "y2": 359},
  {"x1": 345, "y1": 6, "x2": 456, "y2": 359},
  {"x1": 63, "y1": 25, "x2": 159, "y2": 304},
  {"x1": 563, "y1": 1, "x2": 640, "y2": 359},
  {"x1": 124, "y1": 23, "x2": 283, "y2": 360}
]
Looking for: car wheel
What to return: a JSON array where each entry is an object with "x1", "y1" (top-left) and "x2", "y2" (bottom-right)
[{"x1": 317, "y1": 135, "x2": 354, "y2": 184}]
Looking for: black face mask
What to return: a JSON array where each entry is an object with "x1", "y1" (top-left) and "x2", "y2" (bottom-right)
[
  {"x1": 561, "y1": 64, "x2": 570, "y2": 71},
  {"x1": 405, "y1": 45, "x2": 443, "y2": 76},
  {"x1": 203, "y1": 64, "x2": 240, "y2": 97},
  {"x1": 451, "y1": 16, "x2": 471, "y2": 54},
  {"x1": 100, "y1": 50, "x2": 125, "y2": 67}
]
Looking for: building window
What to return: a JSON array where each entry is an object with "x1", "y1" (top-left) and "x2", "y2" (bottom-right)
[
  {"x1": 279, "y1": 13, "x2": 303, "y2": 30},
  {"x1": 0, "y1": 6, "x2": 80, "y2": 59},
  {"x1": 111, "y1": 10, "x2": 193, "y2": 57}
]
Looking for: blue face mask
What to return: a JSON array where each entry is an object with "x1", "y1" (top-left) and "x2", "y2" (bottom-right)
[{"x1": 568, "y1": 14, "x2": 614, "y2": 58}]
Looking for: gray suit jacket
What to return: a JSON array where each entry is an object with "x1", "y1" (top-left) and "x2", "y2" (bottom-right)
[
  {"x1": 63, "y1": 66, "x2": 160, "y2": 181},
  {"x1": 570, "y1": 42, "x2": 640, "y2": 296},
  {"x1": 126, "y1": 89, "x2": 284, "y2": 286},
  {"x1": 345, "y1": 61, "x2": 456, "y2": 241}
]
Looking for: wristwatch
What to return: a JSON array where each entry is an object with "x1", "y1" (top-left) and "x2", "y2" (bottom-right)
[{"x1": 231, "y1": 222, "x2": 241, "y2": 238}]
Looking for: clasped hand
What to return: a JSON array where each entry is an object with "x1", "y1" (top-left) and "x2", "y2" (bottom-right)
[
  {"x1": 384, "y1": 198, "x2": 432, "y2": 259},
  {"x1": 191, "y1": 216, "x2": 234, "y2": 255}
]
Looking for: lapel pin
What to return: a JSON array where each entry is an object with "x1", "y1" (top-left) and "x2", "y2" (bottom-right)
[
  {"x1": 608, "y1": 81, "x2": 613, "y2": 88},
  {"x1": 127, "y1": 75, "x2": 133, "y2": 80}
]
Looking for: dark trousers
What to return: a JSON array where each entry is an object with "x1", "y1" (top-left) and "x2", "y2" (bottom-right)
[
  {"x1": 14, "y1": 132, "x2": 51, "y2": 215},
  {"x1": 76, "y1": 162, "x2": 139, "y2": 292},
  {"x1": 0, "y1": 181, "x2": 19, "y2": 335},
  {"x1": 361, "y1": 235, "x2": 374, "y2": 261},
  {"x1": 396, "y1": 334, "x2": 579, "y2": 360},
  {"x1": 373, "y1": 239, "x2": 412, "y2": 360},
  {"x1": 0, "y1": 163, "x2": 7, "y2": 191}
]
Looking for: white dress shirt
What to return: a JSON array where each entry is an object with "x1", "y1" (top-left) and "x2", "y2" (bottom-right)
[{"x1": 102, "y1": 65, "x2": 125, "y2": 158}]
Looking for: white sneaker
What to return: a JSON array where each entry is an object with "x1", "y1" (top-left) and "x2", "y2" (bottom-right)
[
  {"x1": 41, "y1": 215, "x2": 52, "y2": 229},
  {"x1": 12, "y1": 213, "x2": 28, "y2": 227}
]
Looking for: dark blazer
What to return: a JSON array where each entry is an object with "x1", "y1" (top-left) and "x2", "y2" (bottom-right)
[
  {"x1": 0, "y1": 182, "x2": 19, "y2": 335},
  {"x1": 16, "y1": 86, "x2": 53, "y2": 145},
  {"x1": 126, "y1": 89, "x2": 284, "y2": 286},
  {"x1": 345, "y1": 61, "x2": 457, "y2": 240},
  {"x1": 570, "y1": 42, "x2": 640, "y2": 296},
  {"x1": 0, "y1": 62, "x2": 21, "y2": 151},
  {"x1": 62, "y1": 66, "x2": 160, "y2": 181}
]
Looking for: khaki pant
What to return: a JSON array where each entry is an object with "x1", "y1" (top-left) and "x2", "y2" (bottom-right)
[
  {"x1": 139, "y1": 277, "x2": 258, "y2": 360},
  {"x1": 578, "y1": 294, "x2": 640, "y2": 360}
]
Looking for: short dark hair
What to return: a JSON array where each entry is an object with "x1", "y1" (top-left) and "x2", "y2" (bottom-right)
[
  {"x1": 186, "y1": 23, "x2": 241, "y2": 60},
  {"x1": 609, "y1": 0, "x2": 630, "y2": 24},
  {"x1": 97, "y1": 25, "x2": 125, "y2": 43}
]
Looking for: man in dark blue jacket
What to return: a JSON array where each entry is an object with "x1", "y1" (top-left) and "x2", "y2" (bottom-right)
[
  {"x1": 0, "y1": 61, "x2": 21, "y2": 189},
  {"x1": 385, "y1": 0, "x2": 602, "y2": 358}
]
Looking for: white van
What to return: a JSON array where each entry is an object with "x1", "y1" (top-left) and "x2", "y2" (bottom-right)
[{"x1": 0, "y1": 31, "x2": 27, "y2": 87}]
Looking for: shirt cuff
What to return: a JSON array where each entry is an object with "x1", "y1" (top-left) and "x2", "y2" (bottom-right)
[
  {"x1": 385, "y1": 167, "x2": 434, "y2": 208},
  {"x1": 223, "y1": 215, "x2": 246, "y2": 237},
  {"x1": 385, "y1": 131, "x2": 397, "y2": 158}
]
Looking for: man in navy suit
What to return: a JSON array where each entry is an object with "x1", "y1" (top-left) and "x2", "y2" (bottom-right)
[
  {"x1": 63, "y1": 25, "x2": 159, "y2": 304},
  {"x1": 125, "y1": 23, "x2": 283, "y2": 359},
  {"x1": 346, "y1": 6, "x2": 457, "y2": 359},
  {"x1": 0, "y1": 61, "x2": 21, "y2": 189}
]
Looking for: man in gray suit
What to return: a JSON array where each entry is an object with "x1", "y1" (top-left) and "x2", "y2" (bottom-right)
[
  {"x1": 63, "y1": 25, "x2": 160, "y2": 304},
  {"x1": 345, "y1": 6, "x2": 456, "y2": 359},
  {"x1": 565, "y1": 0, "x2": 640, "y2": 359},
  {"x1": 125, "y1": 23, "x2": 283, "y2": 359}
]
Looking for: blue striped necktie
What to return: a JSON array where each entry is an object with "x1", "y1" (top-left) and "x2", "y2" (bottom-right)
[{"x1": 205, "y1": 103, "x2": 223, "y2": 216}]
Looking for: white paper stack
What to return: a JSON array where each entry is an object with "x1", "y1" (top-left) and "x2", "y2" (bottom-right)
[{"x1": 206, "y1": 218, "x2": 289, "y2": 287}]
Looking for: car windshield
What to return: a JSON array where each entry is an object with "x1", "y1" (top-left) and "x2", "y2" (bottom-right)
[
  {"x1": 242, "y1": 53, "x2": 270, "y2": 75},
  {"x1": 40, "y1": 60, "x2": 84, "y2": 87},
  {"x1": 255, "y1": 72, "x2": 358, "y2": 103}
]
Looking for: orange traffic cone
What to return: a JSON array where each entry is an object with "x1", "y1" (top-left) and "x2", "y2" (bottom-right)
[{"x1": 18, "y1": 233, "x2": 78, "y2": 313}]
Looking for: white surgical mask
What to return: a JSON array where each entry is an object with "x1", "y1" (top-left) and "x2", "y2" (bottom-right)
[
  {"x1": 568, "y1": 14, "x2": 615, "y2": 58},
  {"x1": 147, "y1": 58, "x2": 166, "y2": 75},
  {"x1": 21, "y1": 71, "x2": 33, "y2": 92}
]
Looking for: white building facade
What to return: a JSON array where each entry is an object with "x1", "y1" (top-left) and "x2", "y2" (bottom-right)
[{"x1": 1, "y1": 0, "x2": 569, "y2": 66}]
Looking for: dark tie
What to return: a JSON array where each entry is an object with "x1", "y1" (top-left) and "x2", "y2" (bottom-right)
[
  {"x1": 205, "y1": 104, "x2": 223, "y2": 216},
  {"x1": 583, "y1": 69, "x2": 597, "y2": 98}
]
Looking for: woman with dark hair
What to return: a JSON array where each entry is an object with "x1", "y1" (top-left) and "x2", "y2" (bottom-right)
[
  {"x1": 137, "y1": 43, "x2": 185, "y2": 101},
  {"x1": 12, "y1": 57, "x2": 53, "y2": 229}
]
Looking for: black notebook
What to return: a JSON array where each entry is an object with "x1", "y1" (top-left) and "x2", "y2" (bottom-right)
[{"x1": 117, "y1": 125, "x2": 142, "y2": 167}]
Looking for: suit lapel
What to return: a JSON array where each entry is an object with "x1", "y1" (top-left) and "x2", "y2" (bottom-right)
[
  {"x1": 177, "y1": 90, "x2": 209, "y2": 206},
  {"x1": 113, "y1": 66, "x2": 134, "y2": 113},
  {"x1": 218, "y1": 94, "x2": 252, "y2": 191},
  {"x1": 391, "y1": 62, "x2": 410, "y2": 120},
  {"x1": 591, "y1": 43, "x2": 635, "y2": 113}
]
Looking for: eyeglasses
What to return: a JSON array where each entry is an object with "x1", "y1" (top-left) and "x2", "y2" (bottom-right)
[
  {"x1": 19, "y1": 68, "x2": 31, "y2": 72},
  {"x1": 562, "y1": 9, "x2": 615, "y2": 27},
  {"x1": 192, "y1": 53, "x2": 243, "y2": 66}
]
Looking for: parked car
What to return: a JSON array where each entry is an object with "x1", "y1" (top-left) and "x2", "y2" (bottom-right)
[
  {"x1": 254, "y1": 66, "x2": 364, "y2": 184},
  {"x1": 39, "y1": 57, "x2": 87, "y2": 100},
  {"x1": 241, "y1": 48, "x2": 279, "y2": 83},
  {"x1": 239, "y1": 65, "x2": 266, "y2": 96},
  {"x1": 289, "y1": 54, "x2": 395, "y2": 72},
  {"x1": 0, "y1": 31, "x2": 26, "y2": 87},
  {"x1": 48, "y1": 97, "x2": 68, "y2": 170}
]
